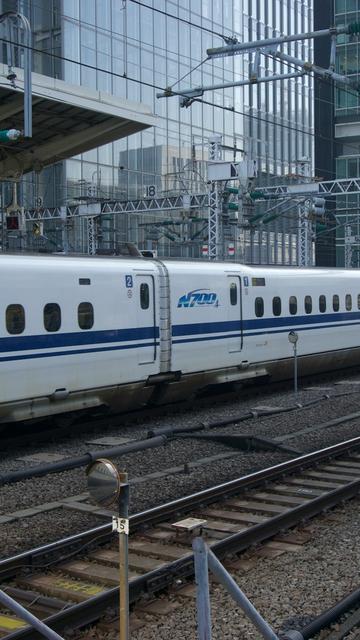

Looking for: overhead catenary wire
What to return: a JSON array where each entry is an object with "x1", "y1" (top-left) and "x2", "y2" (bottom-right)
[
  {"x1": 2, "y1": 12, "x2": 359, "y2": 182},
  {"x1": 1, "y1": 32, "x2": 357, "y2": 176},
  {"x1": 0, "y1": 12, "x2": 352, "y2": 259},
  {"x1": 6, "y1": 0, "x2": 360, "y2": 157},
  {"x1": 0, "y1": 35, "x2": 333, "y2": 173},
  {"x1": 27, "y1": 0, "x2": 359, "y2": 126}
]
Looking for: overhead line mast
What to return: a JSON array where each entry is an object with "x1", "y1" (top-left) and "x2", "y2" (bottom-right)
[{"x1": 156, "y1": 23, "x2": 360, "y2": 263}]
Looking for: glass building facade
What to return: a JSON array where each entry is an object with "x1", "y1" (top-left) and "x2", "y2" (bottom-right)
[
  {"x1": 1, "y1": 0, "x2": 313, "y2": 260},
  {"x1": 335, "y1": 0, "x2": 360, "y2": 266}
]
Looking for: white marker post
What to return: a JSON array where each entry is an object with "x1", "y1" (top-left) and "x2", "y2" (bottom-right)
[
  {"x1": 87, "y1": 459, "x2": 130, "y2": 640},
  {"x1": 288, "y1": 331, "x2": 299, "y2": 396}
]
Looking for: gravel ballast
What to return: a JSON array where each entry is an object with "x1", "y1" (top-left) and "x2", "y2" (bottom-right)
[
  {"x1": 128, "y1": 497, "x2": 360, "y2": 640},
  {"x1": 2, "y1": 372, "x2": 360, "y2": 558}
]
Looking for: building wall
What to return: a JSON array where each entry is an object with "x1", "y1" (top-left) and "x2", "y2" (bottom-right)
[
  {"x1": 334, "y1": 0, "x2": 360, "y2": 267},
  {"x1": 314, "y1": 0, "x2": 336, "y2": 266},
  {"x1": 1, "y1": 0, "x2": 314, "y2": 260}
]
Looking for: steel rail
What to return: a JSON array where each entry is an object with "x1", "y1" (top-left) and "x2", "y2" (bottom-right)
[
  {"x1": 2, "y1": 435, "x2": 360, "y2": 581},
  {"x1": 2, "y1": 437, "x2": 360, "y2": 639},
  {"x1": 4, "y1": 477, "x2": 360, "y2": 640},
  {"x1": 130, "y1": 435, "x2": 360, "y2": 529}
]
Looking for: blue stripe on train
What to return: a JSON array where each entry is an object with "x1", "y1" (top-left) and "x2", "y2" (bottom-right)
[
  {"x1": 0, "y1": 341, "x2": 159, "y2": 363},
  {"x1": 172, "y1": 312, "x2": 360, "y2": 338},
  {"x1": 173, "y1": 320, "x2": 360, "y2": 343},
  {"x1": 0, "y1": 311, "x2": 359, "y2": 362},
  {"x1": 0, "y1": 326, "x2": 159, "y2": 353}
]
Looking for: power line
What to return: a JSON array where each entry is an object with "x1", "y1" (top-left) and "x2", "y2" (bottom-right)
[
  {"x1": 2, "y1": 32, "x2": 358, "y2": 176},
  {"x1": 27, "y1": 0, "x2": 226, "y2": 43},
  {"x1": 22, "y1": 0, "x2": 359, "y2": 122},
  {"x1": 0, "y1": 34, "x2": 312, "y2": 137},
  {"x1": 263, "y1": 50, "x2": 359, "y2": 113},
  {"x1": 127, "y1": 0, "x2": 226, "y2": 39},
  {"x1": 0, "y1": 32, "x2": 349, "y2": 177},
  {"x1": 26, "y1": 0, "x2": 231, "y2": 73}
]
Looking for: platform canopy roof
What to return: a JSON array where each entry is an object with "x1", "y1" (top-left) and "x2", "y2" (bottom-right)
[{"x1": 0, "y1": 64, "x2": 157, "y2": 179}]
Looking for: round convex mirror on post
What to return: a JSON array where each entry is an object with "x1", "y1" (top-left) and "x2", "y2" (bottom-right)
[
  {"x1": 86, "y1": 458, "x2": 121, "y2": 509},
  {"x1": 86, "y1": 458, "x2": 130, "y2": 640}
]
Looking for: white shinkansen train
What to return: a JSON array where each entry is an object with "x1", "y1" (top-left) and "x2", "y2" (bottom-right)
[{"x1": 1, "y1": 253, "x2": 360, "y2": 425}]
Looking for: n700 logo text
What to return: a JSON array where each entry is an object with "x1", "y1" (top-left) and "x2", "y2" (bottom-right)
[{"x1": 177, "y1": 289, "x2": 219, "y2": 308}]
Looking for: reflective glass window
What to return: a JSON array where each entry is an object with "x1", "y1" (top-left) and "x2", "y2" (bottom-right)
[
  {"x1": 273, "y1": 296, "x2": 281, "y2": 316},
  {"x1": 140, "y1": 283, "x2": 150, "y2": 309},
  {"x1": 289, "y1": 296, "x2": 297, "y2": 315},
  {"x1": 358, "y1": 294, "x2": 360, "y2": 310},
  {"x1": 333, "y1": 294, "x2": 340, "y2": 312},
  {"x1": 6, "y1": 304, "x2": 25, "y2": 335},
  {"x1": 305, "y1": 296, "x2": 312, "y2": 314},
  {"x1": 255, "y1": 297, "x2": 264, "y2": 318},
  {"x1": 319, "y1": 295, "x2": 326, "y2": 313},
  {"x1": 346, "y1": 294, "x2": 352, "y2": 311},
  {"x1": 78, "y1": 302, "x2": 94, "y2": 329},
  {"x1": 230, "y1": 283, "x2": 237, "y2": 306},
  {"x1": 44, "y1": 303, "x2": 61, "y2": 332}
]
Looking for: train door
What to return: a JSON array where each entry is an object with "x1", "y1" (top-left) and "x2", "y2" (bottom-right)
[
  {"x1": 227, "y1": 275, "x2": 242, "y2": 353},
  {"x1": 135, "y1": 274, "x2": 157, "y2": 364}
]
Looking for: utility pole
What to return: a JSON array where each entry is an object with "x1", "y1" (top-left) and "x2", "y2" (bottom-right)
[
  {"x1": 344, "y1": 225, "x2": 353, "y2": 268},
  {"x1": 208, "y1": 135, "x2": 223, "y2": 261},
  {"x1": 297, "y1": 202, "x2": 312, "y2": 267},
  {"x1": 86, "y1": 216, "x2": 98, "y2": 255}
]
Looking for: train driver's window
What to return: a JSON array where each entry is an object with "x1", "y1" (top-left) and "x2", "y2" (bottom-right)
[
  {"x1": 140, "y1": 283, "x2": 150, "y2": 309},
  {"x1": 346, "y1": 294, "x2": 352, "y2": 311},
  {"x1": 255, "y1": 297, "x2": 264, "y2": 317},
  {"x1": 289, "y1": 296, "x2": 297, "y2": 315},
  {"x1": 319, "y1": 295, "x2": 326, "y2": 313},
  {"x1": 6, "y1": 304, "x2": 25, "y2": 334},
  {"x1": 333, "y1": 295, "x2": 339, "y2": 312},
  {"x1": 272, "y1": 296, "x2": 281, "y2": 316},
  {"x1": 358, "y1": 294, "x2": 360, "y2": 310},
  {"x1": 78, "y1": 302, "x2": 94, "y2": 329},
  {"x1": 304, "y1": 295, "x2": 312, "y2": 314},
  {"x1": 44, "y1": 303, "x2": 61, "y2": 332},
  {"x1": 230, "y1": 282, "x2": 237, "y2": 306}
]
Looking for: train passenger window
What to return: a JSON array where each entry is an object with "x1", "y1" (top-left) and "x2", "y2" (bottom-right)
[
  {"x1": 358, "y1": 294, "x2": 360, "y2": 310},
  {"x1": 346, "y1": 294, "x2": 352, "y2": 311},
  {"x1": 230, "y1": 283, "x2": 237, "y2": 306},
  {"x1": 78, "y1": 302, "x2": 94, "y2": 329},
  {"x1": 6, "y1": 304, "x2": 25, "y2": 335},
  {"x1": 319, "y1": 295, "x2": 326, "y2": 313},
  {"x1": 140, "y1": 283, "x2": 150, "y2": 309},
  {"x1": 43, "y1": 303, "x2": 61, "y2": 332},
  {"x1": 272, "y1": 296, "x2": 281, "y2": 316},
  {"x1": 333, "y1": 295, "x2": 339, "y2": 312},
  {"x1": 304, "y1": 295, "x2": 312, "y2": 314},
  {"x1": 255, "y1": 297, "x2": 264, "y2": 318},
  {"x1": 289, "y1": 296, "x2": 297, "y2": 315}
]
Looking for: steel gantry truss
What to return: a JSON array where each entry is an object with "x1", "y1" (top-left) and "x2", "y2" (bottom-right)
[
  {"x1": 297, "y1": 201, "x2": 313, "y2": 268},
  {"x1": 21, "y1": 178, "x2": 360, "y2": 266},
  {"x1": 207, "y1": 135, "x2": 223, "y2": 260},
  {"x1": 252, "y1": 177, "x2": 360, "y2": 199},
  {"x1": 23, "y1": 193, "x2": 209, "y2": 221},
  {"x1": 23, "y1": 177, "x2": 359, "y2": 222}
]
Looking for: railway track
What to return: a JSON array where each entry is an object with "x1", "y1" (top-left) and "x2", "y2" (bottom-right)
[
  {"x1": 2, "y1": 366, "x2": 359, "y2": 453},
  {"x1": 1, "y1": 437, "x2": 360, "y2": 639}
]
